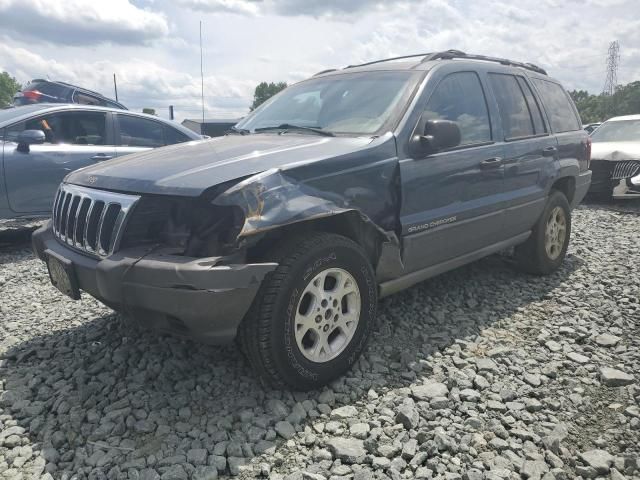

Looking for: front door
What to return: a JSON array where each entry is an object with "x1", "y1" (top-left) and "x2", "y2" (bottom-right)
[
  {"x1": 3, "y1": 110, "x2": 115, "y2": 214},
  {"x1": 399, "y1": 70, "x2": 505, "y2": 272}
]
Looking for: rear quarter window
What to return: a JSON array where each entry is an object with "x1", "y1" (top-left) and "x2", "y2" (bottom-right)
[{"x1": 532, "y1": 79, "x2": 581, "y2": 133}]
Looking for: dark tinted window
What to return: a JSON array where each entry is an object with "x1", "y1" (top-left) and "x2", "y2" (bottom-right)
[
  {"x1": 531, "y1": 79, "x2": 581, "y2": 132},
  {"x1": 516, "y1": 77, "x2": 546, "y2": 134},
  {"x1": 164, "y1": 125, "x2": 191, "y2": 144},
  {"x1": 489, "y1": 74, "x2": 535, "y2": 139},
  {"x1": 74, "y1": 92, "x2": 106, "y2": 106},
  {"x1": 118, "y1": 115, "x2": 164, "y2": 147},
  {"x1": 4, "y1": 111, "x2": 106, "y2": 144},
  {"x1": 423, "y1": 71, "x2": 491, "y2": 145}
]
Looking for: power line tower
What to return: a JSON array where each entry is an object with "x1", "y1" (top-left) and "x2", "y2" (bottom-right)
[{"x1": 602, "y1": 40, "x2": 620, "y2": 96}]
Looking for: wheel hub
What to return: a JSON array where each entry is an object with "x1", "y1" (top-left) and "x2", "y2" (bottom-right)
[
  {"x1": 294, "y1": 267, "x2": 361, "y2": 363},
  {"x1": 545, "y1": 206, "x2": 567, "y2": 260}
]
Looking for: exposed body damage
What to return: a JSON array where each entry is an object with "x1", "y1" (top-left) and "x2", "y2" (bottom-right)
[
  {"x1": 589, "y1": 142, "x2": 640, "y2": 198},
  {"x1": 210, "y1": 142, "x2": 405, "y2": 281}
]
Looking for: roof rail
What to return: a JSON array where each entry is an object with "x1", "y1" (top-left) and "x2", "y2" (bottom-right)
[
  {"x1": 313, "y1": 69, "x2": 338, "y2": 76},
  {"x1": 421, "y1": 49, "x2": 547, "y2": 75},
  {"x1": 344, "y1": 53, "x2": 432, "y2": 69}
]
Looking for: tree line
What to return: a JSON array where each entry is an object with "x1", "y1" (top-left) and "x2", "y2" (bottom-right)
[{"x1": 569, "y1": 81, "x2": 640, "y2": 124}]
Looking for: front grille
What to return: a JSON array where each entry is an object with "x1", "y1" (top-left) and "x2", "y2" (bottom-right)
[
  {"x1": 52, "y1": 184, "x2": 140, "y2": 258},
  {"x1": 611, "y1": 160, "x2": 640, "y2": 180}
]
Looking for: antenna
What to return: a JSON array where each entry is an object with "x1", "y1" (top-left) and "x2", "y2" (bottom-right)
[
  {"x1": 200, "y1": 20, "x2": 205, "y2": 123},
  {"x1": 113, "y1": 73, "x2": 119, "y2": 102},
  {"x1": 602, "y1": 40, "x2": 619, "y2": 96}
]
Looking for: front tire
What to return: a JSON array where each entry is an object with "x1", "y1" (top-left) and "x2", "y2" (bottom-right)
[
  {"x1": 239, "y1": 232, "x2": 377, "y2": 390},
  {"x1": 515, "y1": 190, "x2": 571, "y2": 275}
]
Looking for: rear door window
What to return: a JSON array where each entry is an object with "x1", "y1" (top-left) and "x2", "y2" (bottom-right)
[
  {"x1": 118, "y1": 115, "x2": 164, "y2": 147},
  {"x1": 489, "y1": 73, "x2": 536, "y2": 140},
  {"x1": 516, "y1": 77, "x2": 547, "y2": 135},
  {"x1": 531, "y1": 79, "x2": 581, "y2": 132},
  {"x1": 423, "y1": 71, "x2": 492, "y2": 146},
  {"x1": 164, "y1": 125, "x2": 191, "y2": 144}
]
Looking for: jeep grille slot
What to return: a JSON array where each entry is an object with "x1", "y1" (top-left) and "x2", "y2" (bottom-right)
[
  {"x1": 52, "y1": 184, "x2": 140, "y2": 258},
  {"x1": 611, "y1": 160, "x2": 640, "y2": 180}
]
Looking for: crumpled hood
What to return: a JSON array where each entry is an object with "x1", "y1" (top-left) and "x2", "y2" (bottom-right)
[
  {"x1": 66, "y1": 134, "x2": 375, "y2": 197},
  {"x1": 591, "y1": 141, "x2": 640, "y2": 161}
]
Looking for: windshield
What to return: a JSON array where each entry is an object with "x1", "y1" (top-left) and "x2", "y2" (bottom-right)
[
  {"x1": 591, "y1": 119, "x2": 640, "y2": 143},
  {"x1": 236, "y1": 71, "x2": 419, "y2": 135}
]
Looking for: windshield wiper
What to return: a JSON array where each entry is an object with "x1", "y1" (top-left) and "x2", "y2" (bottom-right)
[
  {"x1": 254, "y1": 124, "x2": 335, "y2": 137},
  {"x1": 227, "y1": 126, "x2": 250, "y2": 135}
]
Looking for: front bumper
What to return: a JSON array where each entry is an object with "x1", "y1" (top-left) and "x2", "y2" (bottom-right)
[
  {"x1": 612, "y1": 175, "x2": 640, "y2": 199},
  {"x1": 588, "y1": 160, "x2": 640, "y2": 199},
  {"x1": 32, "y1": 222, "x2": 277, "y2": 344}
]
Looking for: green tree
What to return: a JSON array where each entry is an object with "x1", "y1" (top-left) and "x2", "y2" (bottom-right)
[
  {"x1": 569, "y1": 80, "x2": 640, "y2": 124},
  {"x1": 250, "y1": 81, "x2": 287, "y2": 111},
  {"x1": 142, "y1": 108, "x2": 156, "y2": 115},
  {"x1": 0, "y1": 72, "x2": 22, "y2": 108}
]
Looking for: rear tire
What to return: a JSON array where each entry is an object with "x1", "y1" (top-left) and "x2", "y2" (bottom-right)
[
  {"x1": 515, "y1": 190, "x2": 571, "y2": 275},
  {"x1": 239, "y1": 232, "x2": 377, "y2": 390}
]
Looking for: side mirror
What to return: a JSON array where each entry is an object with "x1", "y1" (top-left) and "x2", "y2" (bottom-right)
[
  {"x1": 17, "y1": 129, "x2": 46, "y2": 152},
  {"x1": 410, "y1": 119, "x2": 461, "y2": 157}
]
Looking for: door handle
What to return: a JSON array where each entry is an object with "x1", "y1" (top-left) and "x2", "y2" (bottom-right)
[
  {"x1": 542, "y1": 146, "x2": 558, "y2": 157},
  {"x1": 480, "y1": 157, "x2": 503, "y2": 169},
  {"x1": 91, "y1": 154, "x2": 113, "y2": 161}
]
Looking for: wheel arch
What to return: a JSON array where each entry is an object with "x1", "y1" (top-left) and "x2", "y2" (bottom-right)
[
  {"x1": 245, "y1": 210, "x2": 396, "y2": 273},
  {"x1": 551, "y1": 175, "x2": 576, "y2": 205}
]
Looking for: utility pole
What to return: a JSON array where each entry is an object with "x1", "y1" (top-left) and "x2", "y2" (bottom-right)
[
  {"x1": 200, "y1": 21, "x2": 205, "y2": 123},
  {"x1": 169, "y1": 105, "x2": 174, "y2": 120},
  {"x1": 113, "y1": 73, "x2": 119, "y2": 102}
]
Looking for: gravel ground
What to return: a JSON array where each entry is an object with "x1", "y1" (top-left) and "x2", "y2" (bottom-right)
[{"x1": 0, "y1": 202, "x2": 638, "y2": 480}]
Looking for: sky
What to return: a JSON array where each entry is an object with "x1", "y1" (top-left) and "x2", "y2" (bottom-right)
[{"x1": 0, "y1": 0, "x2": 639, "y2": 122}]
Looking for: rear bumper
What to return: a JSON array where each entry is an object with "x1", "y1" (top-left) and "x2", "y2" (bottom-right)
[
  {"x1": 33, "y1": 222, "x2": 277, "y2": 344},
  {"x1": 572, "y1": 170, "x2": 592, "y2": 208}
]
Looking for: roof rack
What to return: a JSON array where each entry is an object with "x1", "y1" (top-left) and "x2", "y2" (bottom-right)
[
  {"x1": 345, "y1": 53, "x2": 432, "y2": 69},
  {"x1": 313, "y1": 69, "x2": 338, "y2": 76},
  {"x1": 420, "y1": 50, "x2": 547, "y2": 75},
  {"x1": 342, "y1": 50, "x2": 547, "y2": 75}
]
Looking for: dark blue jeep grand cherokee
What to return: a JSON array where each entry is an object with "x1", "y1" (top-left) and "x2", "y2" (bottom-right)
[{"x1": 33, "y1": 50, "x2": 592, "y2": 390}]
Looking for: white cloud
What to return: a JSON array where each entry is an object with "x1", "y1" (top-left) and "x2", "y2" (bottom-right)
[
  {"x1": 176, "y1": 0, "x2": 260, "y2": 15},
  {"x1": 0, "y1": 43, "x2": 254, "y2": 120},
  {"x1": 0, "y1": 0, "x2": 169, "y2": 45},
  {"x1": 176, "y1": 0, "x2": 422, "y2": 18},
  {"x1": 1, "y1": 0, "x2": 638, "y2": 120}
]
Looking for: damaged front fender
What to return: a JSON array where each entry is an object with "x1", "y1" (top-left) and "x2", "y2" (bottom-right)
[{"x1": 211, "y1": 145, "x2": 404, "y2": 278}]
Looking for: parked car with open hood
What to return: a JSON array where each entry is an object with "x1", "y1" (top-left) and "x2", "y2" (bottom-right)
[
  {"x1": 0, "y1": 104, "x2": 201, "y2": 220},
  {"x1": 33, "y1": 50, "x2": 591, "y2": 390},
  {"x1": 13, "y1": 79, "x2": 127, "y2": 110},
  {"x1": 588, "y1": 114, "x2": 640, "y2": 199}
]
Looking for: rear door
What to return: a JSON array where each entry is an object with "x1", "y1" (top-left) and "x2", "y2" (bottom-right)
[
  {"x1": 487, "y1": 73, "x2": 557, "y2": 238},
  {"x1": 399, "y1": 70, "x2": 505, "y2": 272},
  {"x1": 530, "y1": 77, "x2": 586, "y2": 185},
  {"x1": 114, "y1": 114, "x2": 166, "y2": 157},
  {"x1": 3, "y1": 110, "x2": 116, "y2": 214}
]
